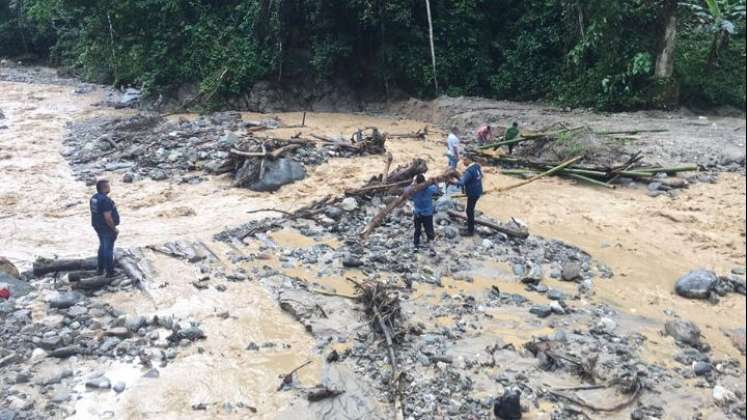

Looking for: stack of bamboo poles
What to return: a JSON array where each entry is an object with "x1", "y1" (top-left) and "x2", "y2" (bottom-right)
[{"x1": 486, "y1": 152, "x2": 698, "y2": 189}]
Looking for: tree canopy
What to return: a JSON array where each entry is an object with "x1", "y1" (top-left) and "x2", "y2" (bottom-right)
[{"x1": 1, "y1": 0, "x2": 744, "y2": 110}]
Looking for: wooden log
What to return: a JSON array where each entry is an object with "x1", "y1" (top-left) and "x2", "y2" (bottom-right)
[
  {"x1": 345, "y1": 180, "x2": 411, "y2": 197},
  {"x1": 269, "y1": 143, "x2": 303, "y2": 159},
  {"x1": 383, "y1": 152, "x2": 394, "y2": 183},
  {"x1": 489, "y1": 156, "x2": 584, "y2": 194},
  {"x1": 595, "y1": 129, "x2": 668, "y2": 135},
  {"x1": 385, "y1": 159, "x2": 428, "y2": 184},
  {"x1": 230, "y1": 149, "x2": 266, "y2": 158},
  {"x1": 33, "y1": 257, "x2": 99, "y2": 277},
  {"x1": 446, "y1": 211, "x2": 529, "y2": 239},
  {"x1": 562, "y1": 173, "x2": 617, "y2": 189},
  {"x1": 71, "y1": 274, "x2": 115, "y2": 290},
  {"x1": 361, "y1": 170, "x2": 460, "y2": 239}
]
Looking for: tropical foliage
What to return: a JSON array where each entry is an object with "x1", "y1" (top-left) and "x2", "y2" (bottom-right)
[{"x1": 1, "y1": 0, "x2": 744, "y2": 110}]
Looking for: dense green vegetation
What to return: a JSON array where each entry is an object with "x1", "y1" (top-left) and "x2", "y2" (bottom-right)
[{"x1": 1, "y1": 0, "x2": 745, "y2": 110}]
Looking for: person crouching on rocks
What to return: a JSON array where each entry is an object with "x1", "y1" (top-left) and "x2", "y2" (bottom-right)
[
  {"x1": 409, "y1": 174, "x2": 439, "y2": 249},
  {"x1": 90, "y1": 179, "x2": 120, "y2": 277},
  {"x1": 456, "y1": 155, "x2": 484, "y2": 237}
]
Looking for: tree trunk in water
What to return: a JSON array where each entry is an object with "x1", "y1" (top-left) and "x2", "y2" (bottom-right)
[
  {"x1": 655, "y1": 0, "x2": 677, "y2": 79},
  {"x1": 425, "y1": 0, "x2": 439, "y2": 94}
]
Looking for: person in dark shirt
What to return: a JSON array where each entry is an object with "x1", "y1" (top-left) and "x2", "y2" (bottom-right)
[
  {"x1": 90, "y1": 180, "x2": 120, "y2": 277},
  {"x1": 503, "y1": 122, "x2": 520, "y2": 155},
  {"x1": 457, "y1": 156, "x2": 484, "y2": 237},
  {"x1": 408, "y1": 174, "x2": 439, "y2": 248}
]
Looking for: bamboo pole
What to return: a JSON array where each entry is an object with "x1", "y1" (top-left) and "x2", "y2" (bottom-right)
[
  {"x1": 562, "y1": 173, "x2": 617, "y2": 189},
  {"x1": 489, "y1": 156, "x2": 584, "y2": 194}
]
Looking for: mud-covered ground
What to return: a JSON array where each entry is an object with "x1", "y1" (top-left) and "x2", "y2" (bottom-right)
[{"x1": 1, "y1": 65, "x2": 746, "y2": 420}]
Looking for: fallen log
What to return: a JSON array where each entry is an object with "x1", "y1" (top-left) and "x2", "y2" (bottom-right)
[
  {"x1": 345, "y1": 180, "x2": 411, "y2": 197},
  {"x1": 383, "y1": 153, "x2": 394, "y2": 183},
  {"x1": 71, "y1": 274, "x2": 116, "y2": 290},
  {"x1": 447, "y1": 211, "x2": 529, "y2": 239},
  {"x1": 361, "y1": 169, "x2": 459, "y2": 239},
  {"x1": 386, "y1": 159, "x2": 428, "y2": 183},
  {"x1": 33, "y1": 257, "x2": 100, "y2": 277},
  {"x1": 595, "y1": 129, "x2": 668, "y2": 136}
]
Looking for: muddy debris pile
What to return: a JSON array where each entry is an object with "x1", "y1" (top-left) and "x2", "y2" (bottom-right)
[
  {"x1": 0, "y1": 251, "x2": 207, "y2": 420},
  {"x1": 63, "y1": 112, "x2": 388, "y2": 191},
  {"x1": 471, "y1": 125, "x2": 723, "y2": 196}
]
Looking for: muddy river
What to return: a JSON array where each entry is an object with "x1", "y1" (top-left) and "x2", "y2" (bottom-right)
[{"x1": 1, "y1": 69, "x2": 745, "y2": 419}]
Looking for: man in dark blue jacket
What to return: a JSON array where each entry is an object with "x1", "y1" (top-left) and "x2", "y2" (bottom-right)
[
  {"x1": 90, "y1": 180, "x2": 120, "y2": 277},
  {"x1": 409, "y1": 174, "x2": 439, "y2": 248},
  {"x1": 457, "y1": 156, "x2": 483, "y2": 236}
]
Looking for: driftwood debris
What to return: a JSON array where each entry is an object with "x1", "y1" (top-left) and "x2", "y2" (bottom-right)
[
  {"x1": 277, "y1": 360, "x2": 313, "y2": 391},
  {"x1": 349, "y1": 158, "x2": 429, "y2": 197},
  {"x1": 306, "y1": 385, "x2": 345, "y2": 402},
  {"x1": 361, "y1": 169, "x2": 460, "y2": 239},
  {"x1": 447, "y1": 211, "x2": 529, "y2": 239}
]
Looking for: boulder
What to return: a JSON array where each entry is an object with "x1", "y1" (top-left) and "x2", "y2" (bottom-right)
[
  {"x1": 561, "y1": 262, "x2": 581, "y2": 282},
  {"x1": 494, "y1": 388, "x2": 522, "y2": 419},
  {"x1": 249, "y1": 158, "x2": 306, "y2": 192},
  {"x1": 340, "y1": 197, "x2": 358, "y2": 212},
  {"x1": 48, "y1": 291, "x2": 83, "y2": 309},
  {"x1": 675, "y1": 270, "x2": 718, "y2": 299},
  {"x1": 665, "y1": 319, "x2": 703, "y2": 349},
  {"x1": 0, "y1": 257, "x2": 20, "y2": 278}
]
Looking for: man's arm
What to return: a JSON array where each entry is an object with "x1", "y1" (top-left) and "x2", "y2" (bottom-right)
[{"x1": 103, "y1": 211, "x2": 118, "y2": 234}]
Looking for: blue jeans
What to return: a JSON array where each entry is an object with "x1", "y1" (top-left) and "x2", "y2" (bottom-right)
[
  {"x1": 448, "y1": 155, "x2": 458, "y2": 169},
  {"x1": 95, "y1": 228, "x2": 116, "y2": 275}
]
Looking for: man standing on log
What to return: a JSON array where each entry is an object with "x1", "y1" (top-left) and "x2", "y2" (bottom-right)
[
  {"x1": 90, "y1": 180, "x2": 120, "y2": 277},
  {"x1": 447, "y1": 127, "x2": 461, "y2": 169},
  {"x1": 503, "y1": 122, "x2": 520, "y2": 155},
  {"x1": 409, "y1": 174, "x2": 438, "y2": 249},
  {"x1": 457, "y1": 156, "x2": 483, "y2": 237}
]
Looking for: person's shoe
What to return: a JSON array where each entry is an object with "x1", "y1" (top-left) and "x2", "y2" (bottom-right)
[
  {"x1": 459, "y1": 229, "x2": 475, "y2": 237},
  {"x1": 105, "y1": 270, "x2": 118, "y2": 279},
  {"x1": 96, "y1": 269, "x2": 104, "y2": 276}
]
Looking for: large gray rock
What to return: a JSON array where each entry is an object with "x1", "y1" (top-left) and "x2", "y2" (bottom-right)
[
  {"x1": 665, "y1": 319, "x2": 703, "y2": 349},
  {"x1": 249, "y1": 158, "x2": 306, "y2": 192},
  {"x1": 48, "y1": 291, "x2": 83, "y2": 309},
  {"x1": 675, "y1": 270, "x2": 718, "y2": 299},
  {"x1": 0, "y1": 257, "x2": 20, "y2": 278}
]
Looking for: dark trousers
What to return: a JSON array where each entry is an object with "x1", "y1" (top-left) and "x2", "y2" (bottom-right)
[
  {"x1": 414, "y1": 214, "x2": 435, "y2": 247},
  {"x1": 95, "y1": 228, "x2": 116, "y2": 275},
  {"x1": 466, "y1": 195, "x2": 480, "y2": 234}
]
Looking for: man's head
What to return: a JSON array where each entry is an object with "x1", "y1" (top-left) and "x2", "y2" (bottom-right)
[
  {"x1": 96, "y1": 179, "x2": 111, "y2": 194},
  {"x1": 450, "y1": 126, "x2": 459, "y2": 135},
  {"x1": 512, "y1": 122, "x2": 519, "y2": 128},
  {"x1": 461, "y1": 155, "x2": 473, "y2": 167},
  {"x1": 415, "y1": 174, "x2": 426, "y2": 184}
]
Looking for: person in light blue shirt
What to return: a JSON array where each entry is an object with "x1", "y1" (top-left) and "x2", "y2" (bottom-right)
[
  {"x1": 408, "y1": 174, "x2": 439, "y2": 248},
  {"x1": 447, "y1": 127, "x2": 461, "y2": 169}
]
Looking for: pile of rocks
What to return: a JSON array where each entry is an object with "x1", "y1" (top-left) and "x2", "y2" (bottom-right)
[
  {"x1": 62, "y1": 112, "x2": 326, "y2": 187},
  {"x1": 0, "y1": 255, "x2": 205, "y2": 419}
]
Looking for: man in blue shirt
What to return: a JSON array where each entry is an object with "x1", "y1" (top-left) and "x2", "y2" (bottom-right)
[
  {"x1": 409, "y1": 174, "x2": 439, "y2": 248},
  {"x1": 90, "y1": 180, "x2": 120, "y2": 277},
  {"x1": 457, "y1": 156, "x2": 484, "y2": 237}
]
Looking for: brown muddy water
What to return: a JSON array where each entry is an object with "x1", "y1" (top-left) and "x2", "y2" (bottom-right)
[{"x1": 1, "y1": 74, "x2": 745, "y2": 419}]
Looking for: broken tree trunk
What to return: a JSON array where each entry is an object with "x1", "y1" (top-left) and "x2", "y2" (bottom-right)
[
  {"x1": 446, "y1": 211, "x2": 529, "y2": 239},
  {"x1": 33, "y1": 257, "x2": 100, "y2": 277},
  {"x1": 361, "y1": 169, "x2": 459, "y2": 239},
  {"x1": 385, "y1": 159, "x2": 428, "y2": 184},
  {"x1": 383, "y1": 152, "x2": 394, "y2": 183}
]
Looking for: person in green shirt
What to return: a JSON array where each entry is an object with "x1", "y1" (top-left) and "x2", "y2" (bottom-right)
[{"x1": 504, "y1": 122, "x2": 520, "y2": 155}]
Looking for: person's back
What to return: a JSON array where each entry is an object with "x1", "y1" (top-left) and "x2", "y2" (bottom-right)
[
  {"x1": 461, "y1": 162, "x2": 484, "y2": 198},
  {"x1": 410, "y1": 184, "x2": 439, "y2": 216},
  {"x1": 476, "y1": 125, "x2": 492, "y2": 144},
  {"x1": 90, "y1": 192, "x2": 118, "y2": 231},
  {"x1": 447, "y1": 128, "x2": 461, "y2": 168}
]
